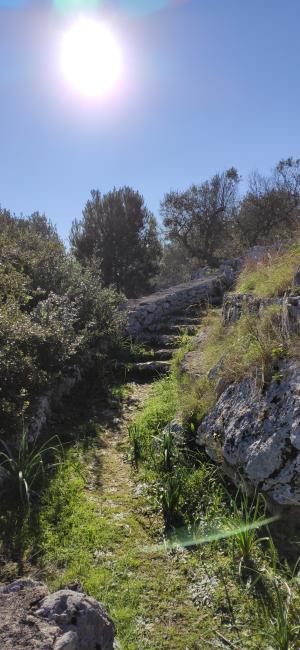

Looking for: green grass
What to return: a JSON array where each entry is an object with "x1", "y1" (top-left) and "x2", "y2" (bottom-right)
[
  {"x1": 175, "y1": 301, "x2": 288, "y2": 428},
  {"x1": 2, "y1": 241, "x2": 300, "y2": 649},
  {"x1": 236, "y1": 242, "x2": 300, "y2": 297},
  {"x1": 2, "y1": 373, "x2": 299, "y2": 649},
  {"x1": 132, "y1": 374, "x2": 178, "y2": 457}
]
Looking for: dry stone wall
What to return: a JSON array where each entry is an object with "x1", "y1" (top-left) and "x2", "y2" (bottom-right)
[{"x1": 124, "y1": 273, "x2": 231, "y2": 337}]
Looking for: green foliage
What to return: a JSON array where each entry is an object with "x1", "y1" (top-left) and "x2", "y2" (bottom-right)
[
  {"x1": 0, "y1": 421, "x2": 62, "y2": 506},
  {"x1": 128, "y1": 424, "x2": 142, "y2": 468},
  {"x1": 227, "y1": 490, "x2": 269, "y2": 574},
  {"x1": 0, "y1": 209, "x2": 124, "y2": 437},
  {"x1": 159, "y1": 473, "x2": 182, "y2": 526},
  {"x1": 263, "y1": 581, "x2": 300, "y2": 650},
  {"x1": 70, "y1": 186, "x2": 162, "y2": 298},
  {"x1": 236, "y1": 242, "x2": 300, "y2": 297},
  {"x1": 132, "y1": 375, "x2": 178, "y2": 460},
  {"x1": 158, "y1": 425, "x2": 174, "y2": 472},
  {"x1": 161, "y1": 168, "x2": 240, "y2": 266}
]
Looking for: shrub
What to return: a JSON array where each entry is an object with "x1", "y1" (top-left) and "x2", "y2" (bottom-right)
[{"x1": 0, "y1": 211, "x2": 124, "y2": 438}]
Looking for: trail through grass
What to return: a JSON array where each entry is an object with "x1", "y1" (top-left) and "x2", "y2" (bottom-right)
[{"x1": 17, "y1": 379, "x2": 297, "y2": 649}]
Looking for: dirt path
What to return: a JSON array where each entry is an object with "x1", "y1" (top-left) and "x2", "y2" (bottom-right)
[{"x1": 79, "y1": 382, "x2": 211, "y2": 650}]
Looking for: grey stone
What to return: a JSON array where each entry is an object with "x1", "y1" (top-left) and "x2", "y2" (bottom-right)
[
  {"x1": 197, "y1": 359, "x2": 300, "y2": 514},
  {"x1": 0, "y1": 580, "x2": 115, "y2": 650}
]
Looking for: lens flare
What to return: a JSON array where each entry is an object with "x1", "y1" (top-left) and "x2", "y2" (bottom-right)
[
  {"x1": 118, "y1": 0, "x2": 168, "y2": 17},
  {"x1": 60, "y1": 17, "x2": 122, "y2": 97},
  {"x1": 54, "y1": 0, "x2": 102, "y2": 14}
]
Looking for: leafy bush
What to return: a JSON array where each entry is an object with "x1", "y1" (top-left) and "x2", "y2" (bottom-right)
[{"x1": 0, "y1": 210, "x2": 124, "y2": 437}]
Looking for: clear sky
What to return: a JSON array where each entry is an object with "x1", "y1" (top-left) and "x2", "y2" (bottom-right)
[{"x1": 0, "y1": 0, "x2": 300, "y2": 242}]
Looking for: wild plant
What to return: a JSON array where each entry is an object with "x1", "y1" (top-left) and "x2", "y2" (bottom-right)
[
  {"x1": 157, "y1": 425, "x2": 175, "y2": 472},
  {"x1": 128, "y1": 424, "x2": 142, "y2": 468},
  {"x1": 160, "y1": 472, "x2": 182, "y2": 527},
  {"x1": 0, "y1": 422, "x2": 62, "y2": 507},
  {"x1": 262, "y1": 580, "x2": 300, "y2": 650},
  {"x1": 227, "y1": 489, "x2": 270, "y2": 574}
]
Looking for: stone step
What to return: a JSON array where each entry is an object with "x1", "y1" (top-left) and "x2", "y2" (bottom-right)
[
  {"x1": 167, "y1": 324, "x2": 198, "y2": 336},
  {"x1": 169, "y1": 316, "x2": 202, "y2": 326},
  {"x1": 129, "y1": 360, "x2": 171, "y2": 375},
  {"x1": 147, "y1": 323, "x2": 197, "y2": 336},
  {"x1": 152, "y1": 348, "x2": 173, "y2": 361},
  {"x1": 141, "y1": 334, "x2": 180, "y2": 348}
]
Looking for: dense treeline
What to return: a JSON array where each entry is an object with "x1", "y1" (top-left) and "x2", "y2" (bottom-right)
[
  {"x1": 158, "y1": 157, "x2": 300, "y2": 286},
  {"x1": 1, "y1": 157, "x2": 299, "y2": 435}
]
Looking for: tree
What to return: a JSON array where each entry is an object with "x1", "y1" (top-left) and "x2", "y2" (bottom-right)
[
  {"x1": 161, "y1": 168, "x2": 240, "y2": 266},
  {"x1": 70, "y1": 187, "x2": 162, "y2": 298},
  {"x1": 236, "y1": 159, "x2": 300, "y2": 248}
]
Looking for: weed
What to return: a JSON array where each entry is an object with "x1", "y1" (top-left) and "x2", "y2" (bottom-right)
[
  {"x1": 228, "y1": 489, "x2": 269, "y2": 575},
  {"x1": 128, "y1": 424, "x2": 142, "y2": 468},
  {"x1": 156, "y1": 425, "x2": 175, "y2": 472},
  {"x1": 160, "y1": 472, "x2": 182, "y2": 527},
  {"x1": 0, "y1": 422, "x2": 62, "y2": 506},
  {"x1": 262, "y1": 581, "x2": 300, "y2": 650}
]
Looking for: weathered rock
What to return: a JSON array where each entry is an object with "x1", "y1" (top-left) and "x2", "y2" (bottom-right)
[
  {"x1": 222, "y1": 293, "x2": 282, "y2": 325},
  {"x1": 163, "y1": 419, "x2": 185, "y2": 444},
  {"x1": 196, "y1": 360, "x2": 300, "y2": 518},
  {"x1": 0, "y1": 579, "x2": 115, "y2": 650},
  {"x1": 223, "y1": 292, "x2": 300, "y2": 337}
]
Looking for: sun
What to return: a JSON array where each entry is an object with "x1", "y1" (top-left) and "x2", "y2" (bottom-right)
[{"x1": 60, "y1": 17, "x2": 122, "y2": 97}]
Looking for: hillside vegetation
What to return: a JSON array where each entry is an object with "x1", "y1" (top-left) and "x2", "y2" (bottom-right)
[
  {"x1": 1, "y1": 160, "x2": 300, "y2": 648},
  {"x1": 0, "y1": 242, "x2": 299, "y2": 648},
  {"x1": 0, "y1": 210, "x2": 123, "y2": 438}
]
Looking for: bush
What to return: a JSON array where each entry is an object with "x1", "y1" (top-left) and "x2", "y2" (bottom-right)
[{"x1": 0, "y1": 210, "x2": 124, "y2": 438}]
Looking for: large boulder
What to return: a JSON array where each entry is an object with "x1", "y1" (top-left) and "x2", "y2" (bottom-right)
[
  {"x1": 0, "y1": 579, "x2": 115, "y2": 650},
  {"x1": 196, "y1": 360, "x2": 300, "y2": 519}
]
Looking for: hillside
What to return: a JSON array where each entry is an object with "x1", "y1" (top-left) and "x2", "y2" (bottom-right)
[{"x1": 1, "y1": 241, "x2": 300, "y2": 648}]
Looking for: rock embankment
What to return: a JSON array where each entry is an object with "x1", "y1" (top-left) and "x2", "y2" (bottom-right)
[
  {"x1": 196, "y1": 359, "x2": 300, "y2": 518},
  {"x1": 0, "y1": 579, "x2": 115, "y2": 650},
  {"x1": 223, "y1": 291, "x2": 300, "y2": 335}
]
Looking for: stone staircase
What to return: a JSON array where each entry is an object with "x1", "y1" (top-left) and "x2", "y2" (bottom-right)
[
  {"x1": 117, "y1": 270, "x2": 233, "y2": 380},
  {"x1": 123, "y1": 306, "x2": 203, "y2": 379}
]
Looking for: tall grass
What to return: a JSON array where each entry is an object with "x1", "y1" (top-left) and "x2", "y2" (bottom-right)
[
  {"x1": 236, "y1": 242, "x2": 300, "y2": 297},
  {"x1": 263, "y1": 581, "x2": 300, "y2": 650},
  {"x1": 0, "y1": 423, "x2": 62, "y2": 506}
]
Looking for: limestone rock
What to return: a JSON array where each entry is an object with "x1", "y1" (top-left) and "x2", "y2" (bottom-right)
[
  {"x1": 0, "y1": 579, "x2": 115, "y2": 650},
  {"x1": 196, "y1": 360, "x2": 300, "y2": 516}
]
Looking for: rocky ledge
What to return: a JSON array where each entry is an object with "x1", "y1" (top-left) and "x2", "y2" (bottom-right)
[
  {"x1": 0, "y1": 579, "x2": 115, "y2": 650},
  {"x1": 197, "y1": 359, "x2": 300, "y2": 520}
]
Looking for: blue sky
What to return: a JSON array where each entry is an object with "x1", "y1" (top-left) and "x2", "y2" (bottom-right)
[{"x1": 0, "y1": 0, "x2": 300, "y2": 241}]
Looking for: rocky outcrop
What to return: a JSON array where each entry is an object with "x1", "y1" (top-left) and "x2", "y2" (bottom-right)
[
  {"x1": 0, "y1": 579, "x2": 115, "y2": 650},
  {"x1": 196, "y1": 359, "x2": 300, "y2": 518},
  {"x1": 223, "y1": 291, "x2": 300, "y2": 337}
]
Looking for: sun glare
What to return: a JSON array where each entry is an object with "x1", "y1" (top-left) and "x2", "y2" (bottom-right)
[{"x1": 60, "y1": 18, "x2": 122, "y2": 97}]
